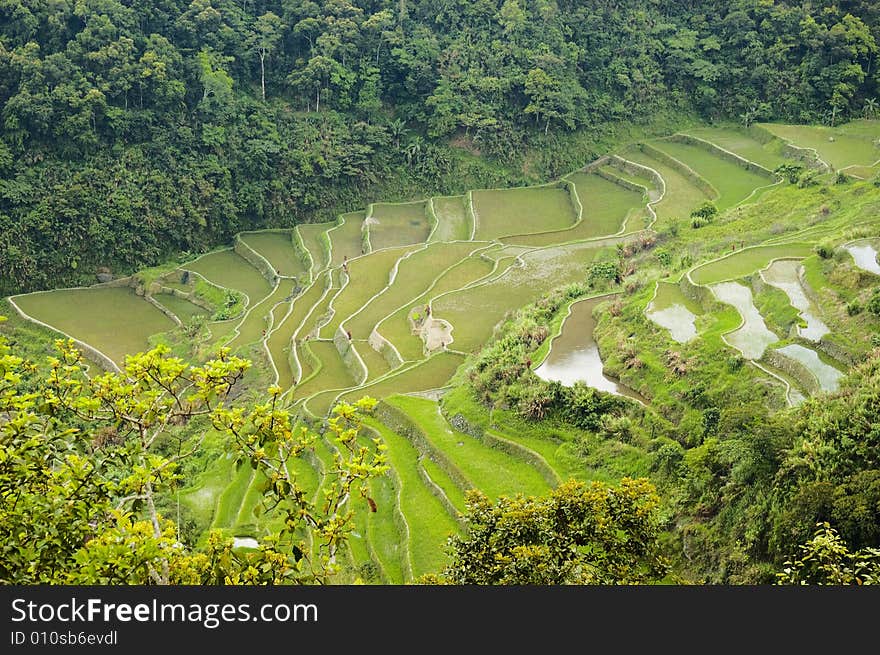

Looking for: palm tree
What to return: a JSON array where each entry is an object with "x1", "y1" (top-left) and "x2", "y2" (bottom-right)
[
  {"x1": 405, "y1": 135, "x2": 424, "y2": 165},
  {"x1": 388, "y1": 118, "x2": 407, "y2": 151},
  {"x1": 863, "y1": 98, "x2": 878, "y2": 119}
]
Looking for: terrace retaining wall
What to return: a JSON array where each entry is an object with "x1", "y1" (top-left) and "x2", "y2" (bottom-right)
[
  {"x1": 669, "y1": 133, "x2": 776, "y2": 178},
  {"x1": 637, "y1": 142, "x2": 718, "y2": 198}
]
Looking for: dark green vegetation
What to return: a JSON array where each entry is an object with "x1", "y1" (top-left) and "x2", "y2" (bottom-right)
[{"x1": 2, "y1": 0, "x2": 880, "y2": 297}]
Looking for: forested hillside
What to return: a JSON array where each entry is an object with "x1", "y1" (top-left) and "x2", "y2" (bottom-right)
[{"x1": 1, "y1": 0, "x2": 878, "y2": 295}]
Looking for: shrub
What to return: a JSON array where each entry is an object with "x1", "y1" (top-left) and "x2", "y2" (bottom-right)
[
  {"x1": 656, "y1": 250, "x2": 672, "y2": 267},
  {"x1": 835, "y1": 170, "x2": 850, "y2": 184},
  {"x1": 867, "y1": 289, "x2": 880, "y2": 317},
  {"x1": 774, "y1": 163, "x2": 804, "y2": 184},
  {"x1": 588, "y1": 261, "x2": 620, "y2": 284},
  {"x1": 797, "y1": 171, "x2": 818, "y2": 188},
  {"x1": 816, "y1": 244, "x2": 834, "y2": 259},
  {"x1": 690, "y1": 201, "x2": 718, "y2": 222},
  {"x1": 727, "y1": 355, "x2": 744, "y2": 371},
  {"x1": 846, "y1": 300, "x2": 862, "y2": 316}
]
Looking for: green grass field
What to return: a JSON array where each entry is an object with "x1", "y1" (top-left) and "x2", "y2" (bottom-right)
[
  {"x1": 504, "y1": 173, "x2": 643, "y2": 246},
  {"x1": 431, "y1": 195, "x2": 471, "y2": 242},
  {"x1": 368, "y1": 202, "x2": 431, "y2": 250},
  {"x1": 14, "y1": 286, "x2": 176, "y2": 365},
  {"x1": 651, "y1": 138, "x2": 772, "y2": 209},
  {"x1": 329, "y1": 212, "x2": 366, "y2": 267},
  {"x1": 472, "y1": 186, "x2": 577, "y2": 240},
  {"x1": 690, "y1": 243, "x2": 814, "y2": 285},
  {"x1": 386, "y1": 396, "x2": 550, "y2": 500},
  {"x1": 682, "y1": 127, "x2": 788, "y2": 170},
  {"x1": 759, "y1": 120, "x2": 880, "y2": 170},
  {"x1": 364, "y1": 418, "x2": 460, "y2": 577},
  {"x1": 185, "y1": 249, "x2": 272, "y2": 303},
  {"x1": 153, "y1": 293, "x2": 208, "y2": 323},
  {"x1": 240, "y1": 231, "x2": 307, "y2": 278}
]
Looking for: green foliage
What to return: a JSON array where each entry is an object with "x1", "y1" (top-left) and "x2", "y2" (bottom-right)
[
  {"x1": 0, "y1": 326, "x2": 385, "y2": 584},
  {"x1": 816, "y1": 244, "x2": 834, "y2": 259},
  {"x1": 588, "y1": 261, "x2": 621, "y2": 284},
  {"x1": 2, "y1": 1, "x2": 878, "y2": 296},
  {"x1": 867, "y1": 289, "x2": 880, "y2": 316},
  {"x1": 428, "y1": 479, "x2": 668, "y2": 585},
  {"x1": 775, "y1": 163, "x2": 805, "y2": 184},
  {"x1": 777, "y1": 523, "x2": 880, "y2": 585}
]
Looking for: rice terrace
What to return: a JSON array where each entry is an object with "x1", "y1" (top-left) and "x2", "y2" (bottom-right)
[{"x1": 4, "y1": 120, "x2": 880, "y2": 584}]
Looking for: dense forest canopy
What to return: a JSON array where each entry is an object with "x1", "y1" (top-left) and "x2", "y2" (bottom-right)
[{"x1": 1, "y1": 0, "x2": 878, "y2": 295}]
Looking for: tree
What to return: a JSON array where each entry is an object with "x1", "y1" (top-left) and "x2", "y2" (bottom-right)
[
  {"x1": 864, "y1": 98, "x2": 878, "y2": 119},
  {"x1": 426, "y1": 479, "x2": 668, "y2": 584},
  {"x1": 247, "y1": 12, "x2": 283, "y2": 101},
  {"x1": 197, "y1": 47, "x2": 234, "y2": 115},
  {"x1": 0, "y1": 327, "x2": 386, "y2": 584},
  {"x1": 777, "y1": 523, "x2": 880, "y2": 585}
]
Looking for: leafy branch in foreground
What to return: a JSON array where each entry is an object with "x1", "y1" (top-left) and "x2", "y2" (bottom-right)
[
  {"x1": 0, "y1": 323, "x2": 385, "y2": 584},
  {"x1": 777, "y1": 523, "x2": 880, "y2": 585}
]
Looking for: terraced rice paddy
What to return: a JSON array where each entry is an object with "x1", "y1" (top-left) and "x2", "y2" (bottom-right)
[
  {"x1": 690, "y1": 244, "x2": 814, "y2": 285},
  {"x1": 504, "y1": 173, "x2": 643, "y2": 247},
  {"x1": 775, "y1": 344, "x2": 843, "y2": 392},
  {"x1": 297, "y1": 222, "x2": 333, "y2": 274},
  {"x1": 432, "y1": 243, "x2": 600, "y2": 353},
  {"x1": 534, "y1": 296, "x2": 644, "y2": 401},
  {"x1": 620, "y1": 146, "x2": 712, "y2": 223},
  {"x1": 472, "y1": 186, "x2": 577, "y2": 240},
  {"x1": 329, "y1": 212, "x2": 366, "y2": 266},
  {"x1": 760, "y1": 259, "x2": 829, "y2": 341},
  {"x1": 650, "y1": 138, "x2": 774, "y2": 209},
  {"x1": 13, "y1": 286, "x2": 175, "y2": 365},
  {"x1": 239, "y1": 230, "x2": 307, "y2": 278},
  {"x1": 430, "y1": 196, "x2": 471, "y2": 242},
  {"x1": 388, "y1": 396, "x2": 550, "y2": 499},
  {"x1": 323, "y1": 245, "x2": 416, "y2": 339},
  {"x1": 13, "y1": 120, "x2": 874, "y2": 583},
  {"x1": 184, "y1": 249, "x2": 272, "y2": 303},
  {"x1": 711, "y1": 282, "x2": 779, "y2": 359},
  {"x1": 682, "y1": 127, "x2": 788, "y2": 170},
  {"x1": 154, "y1": 293, "x2": 209, "y2": 323},
  {"x1": 845, "y1": 240, "x2": 880, "y2": 275},
  {"x1": 368, "y1": 202, "x2": 431, "y2": 250},
  {"x1": 646, "y1": 281, "x2": 703, "y2": 343},
  {"x1": 759, "y1": 120, "x2": 880, "y2": 170}
]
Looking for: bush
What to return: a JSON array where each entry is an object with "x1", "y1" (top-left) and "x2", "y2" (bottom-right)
[
  {"x1": 774, "y1": 163, "x2": 804, "y2": 184},
  {"x1": 797, "y1": 171, "x2": 818, "y2": 188},
  {"x1": 867, "y1": 289, "x2": 880, "y2": 317},
  {"x1": 691, "y1": 216, "x2": 709, "y2": 229},
  {"x1": 727, "y1": 355, "x2": 744, "y2": 371},
  {"x1": 834, "y1": 170, "x2": 850, "y2": 184},
  {"x1": 816, "y1": 244, "x2": 834, "y2": 259},
  {"x1": 846, "y1": 300, "x2": 862, "y2": 316},
  {"x1": 588, "y1": 261, "x2": 620, "y2": 284},
  {"x1": 690, "y1": 201, "x2": 718, "y2": 222},
  {"x1": 656, "y1": 249, "x2": 672, "y2": 267}
]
